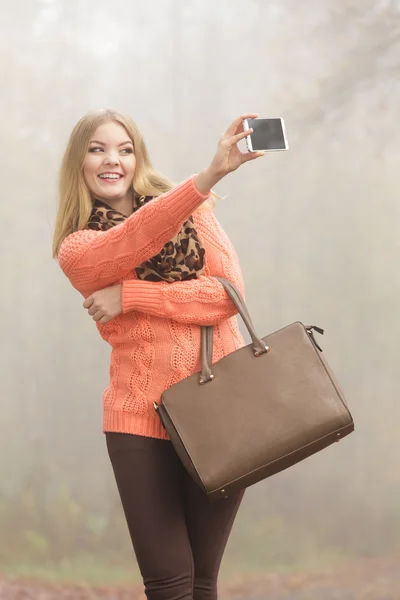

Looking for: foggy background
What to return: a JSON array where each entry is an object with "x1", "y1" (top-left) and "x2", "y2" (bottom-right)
[{"x1": 1, "y1": 0, "x2": 400, "y2": 589}]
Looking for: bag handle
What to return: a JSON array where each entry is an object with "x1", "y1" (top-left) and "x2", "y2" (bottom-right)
[{"x1": 199, "y1": 277, "x2": 270, "y2": 384}]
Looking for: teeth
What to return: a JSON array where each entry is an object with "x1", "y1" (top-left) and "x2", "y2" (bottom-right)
[{"x1": 99, "y1": 174, "x2": 121, "y2": 179}]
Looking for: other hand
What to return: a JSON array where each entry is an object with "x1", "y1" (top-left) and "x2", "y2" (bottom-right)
[{"x1": 83, "y1": 284, "x2": 122, "y2": 324}]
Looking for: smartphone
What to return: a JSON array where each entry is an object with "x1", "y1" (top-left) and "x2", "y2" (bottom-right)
[{"x1": 243, "y1": 117, "x2": 288, "y2": 152}]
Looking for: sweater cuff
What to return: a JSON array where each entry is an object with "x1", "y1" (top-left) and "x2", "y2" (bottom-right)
[
  {"x1": 122, "y1": 280, "x2": 164, "y2": 315},
  {"x1": 165, "y1": 176, "x2": 210, "y2": 224}
]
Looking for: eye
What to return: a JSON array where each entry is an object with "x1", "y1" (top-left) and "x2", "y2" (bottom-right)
[
  {"x1": 121, "y1": 147, "x2": 133, "y2": 154},
  {"x1": 89, "y1": 147, "x2": 103, "y2": 153}
]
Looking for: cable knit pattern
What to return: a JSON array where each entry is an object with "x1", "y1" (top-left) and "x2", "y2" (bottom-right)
[
  {"x1": 58, "y1": 176, "x2": 210, "y2": 296},
  {"x1": 166, "y1": 320, "x2": 198, "y2": 392},
  {"x1": 100, "y1": 318, "x2": 126, "y2": 410},
  {"x1": 58, "y1": 182, "x2": 246, "y2": 440},
  {"x1": 121, "y1": 206, "x2": 246, "y2": 326},
  {"x1": 123, "y1": 314, "x2": 156, "y2": 415}
]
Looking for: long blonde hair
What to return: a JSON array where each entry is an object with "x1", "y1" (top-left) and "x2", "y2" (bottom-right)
[{"x1": 52, "y1": 108, "x2": 175, "y2": 257}]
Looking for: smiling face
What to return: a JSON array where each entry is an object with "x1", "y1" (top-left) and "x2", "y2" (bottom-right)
[{"x1": 82, "y1": 121, "x2": 136, "y2": 208}]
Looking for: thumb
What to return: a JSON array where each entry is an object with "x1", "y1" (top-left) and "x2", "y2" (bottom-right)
[{"x1": 242, "y1": 151, "x2": 265, "y2": 163}]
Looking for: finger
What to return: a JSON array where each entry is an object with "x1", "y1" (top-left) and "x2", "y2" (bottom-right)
[
  {"x1": 88, "y1": 304, "x2": 99, "y2": 316},
  {"x1": 224, "y1": 113, "x2": 258, "y2": 137},
  {"x1": 92, "y1": 310, "x2": 104, "y2": 322},
  {"x1": 241, "y1": 151, "x2": 265, "y2": 163},
  {"x1": 83, "y1": 296, "x2": 94, "y2": 309},
  {"x1": 231, "y1": 128, "x2": 253, "y2": 144},
  {"x1": 99, "y1": 315, "x2": 110, "y2": 325}
]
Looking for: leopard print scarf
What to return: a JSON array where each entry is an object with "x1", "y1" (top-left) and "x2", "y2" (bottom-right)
[{"x1": 86, "y1": 193, "x2": 205, "y2": 282}]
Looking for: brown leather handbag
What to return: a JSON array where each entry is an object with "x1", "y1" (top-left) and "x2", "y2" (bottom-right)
[{"x1": 154, "y1": 277, "x2": 354, "y2": 502}]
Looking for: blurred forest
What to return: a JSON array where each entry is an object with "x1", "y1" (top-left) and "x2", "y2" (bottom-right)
[{"x1": 1, "y1": 0, "x2": 400, "y2": 595}]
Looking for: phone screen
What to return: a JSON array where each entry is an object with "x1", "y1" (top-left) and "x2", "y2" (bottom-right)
[{"x1": 247, "y1": 118, "x2": 287, "y2": 151}]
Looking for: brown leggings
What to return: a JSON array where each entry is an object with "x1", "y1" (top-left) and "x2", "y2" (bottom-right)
[{"x1": 106, "y1": 432, "x2": 244, "y2": 600}]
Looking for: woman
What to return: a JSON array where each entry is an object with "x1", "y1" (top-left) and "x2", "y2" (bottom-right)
[{"x1": 53, "y1": 108, "x2": 263, "y2": 600}]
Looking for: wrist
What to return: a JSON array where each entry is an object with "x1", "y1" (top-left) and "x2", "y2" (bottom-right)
[{"x1": 194, "y1": 168, "x2": 222, "y2": 195}]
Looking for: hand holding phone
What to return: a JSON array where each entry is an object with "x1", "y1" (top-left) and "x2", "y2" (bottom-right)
[
  {"x1": 243, "y1": 118, "x2": 288, "y2": 152},
  {"x1": 195, "y1": 113, "x2": 266, "y2": 193}
]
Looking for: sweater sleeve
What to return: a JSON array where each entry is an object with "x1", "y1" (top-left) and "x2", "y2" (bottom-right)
[
  {"x1": 121, "y1": 275, "x2": 243, "y2": 326},
  {"x1": 57, "y1": 177, "x2": 209, "y2": 296}
]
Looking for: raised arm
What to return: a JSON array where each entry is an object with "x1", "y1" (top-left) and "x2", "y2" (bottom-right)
[
  {"x1": 121, "y1": 273, "x2": 244, "y2": 327},
  {"x1": 58, "y1": 177, "x2": 209, "y2": 296},
  {"x1": 59, "y1": 113, "x2": 264, "y2": 297}
]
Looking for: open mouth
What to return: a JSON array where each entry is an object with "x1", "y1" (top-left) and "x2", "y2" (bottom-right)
[{"x1": 98, "y1": 173, "x2": 123, "y2": 182}]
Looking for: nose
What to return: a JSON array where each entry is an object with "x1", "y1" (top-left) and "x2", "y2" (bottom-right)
[{"x1": 104, "y1": 151, "x2": 120, "y2": 165}]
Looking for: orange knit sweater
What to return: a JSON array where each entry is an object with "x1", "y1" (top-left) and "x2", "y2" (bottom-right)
[{"x1": 58, "y1": 176, "x2": 246, "y2": 439}]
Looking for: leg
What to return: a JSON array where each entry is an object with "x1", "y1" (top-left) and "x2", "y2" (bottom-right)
[
  {"x1": 106, "y1": 432, "x2": 194, "y2": 600},
  {"x1": 183, "y1": 474, "x2": 244, "y2": 600}
]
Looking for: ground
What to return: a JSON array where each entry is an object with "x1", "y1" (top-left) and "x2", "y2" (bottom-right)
[{"x1": 1, "y1": 558, "x2": 399, "y2": 599}]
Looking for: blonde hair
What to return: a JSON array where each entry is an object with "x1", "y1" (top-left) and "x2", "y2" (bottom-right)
[{"x1": 52, "y1": 108, "x2": 175, "y2": 257}]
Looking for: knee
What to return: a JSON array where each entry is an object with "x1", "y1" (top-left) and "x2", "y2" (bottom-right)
[
  {"x1": 144, "y1": 572, "x2": 193, "y2": 600},
  {"x1": 193, "y1": 576, "x2": 217, "y2": 600}
]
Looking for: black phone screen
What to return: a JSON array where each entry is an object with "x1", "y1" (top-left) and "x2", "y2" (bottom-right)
[{"x1": 247, "y1": 118, "x2": 287, "y2": 151}]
